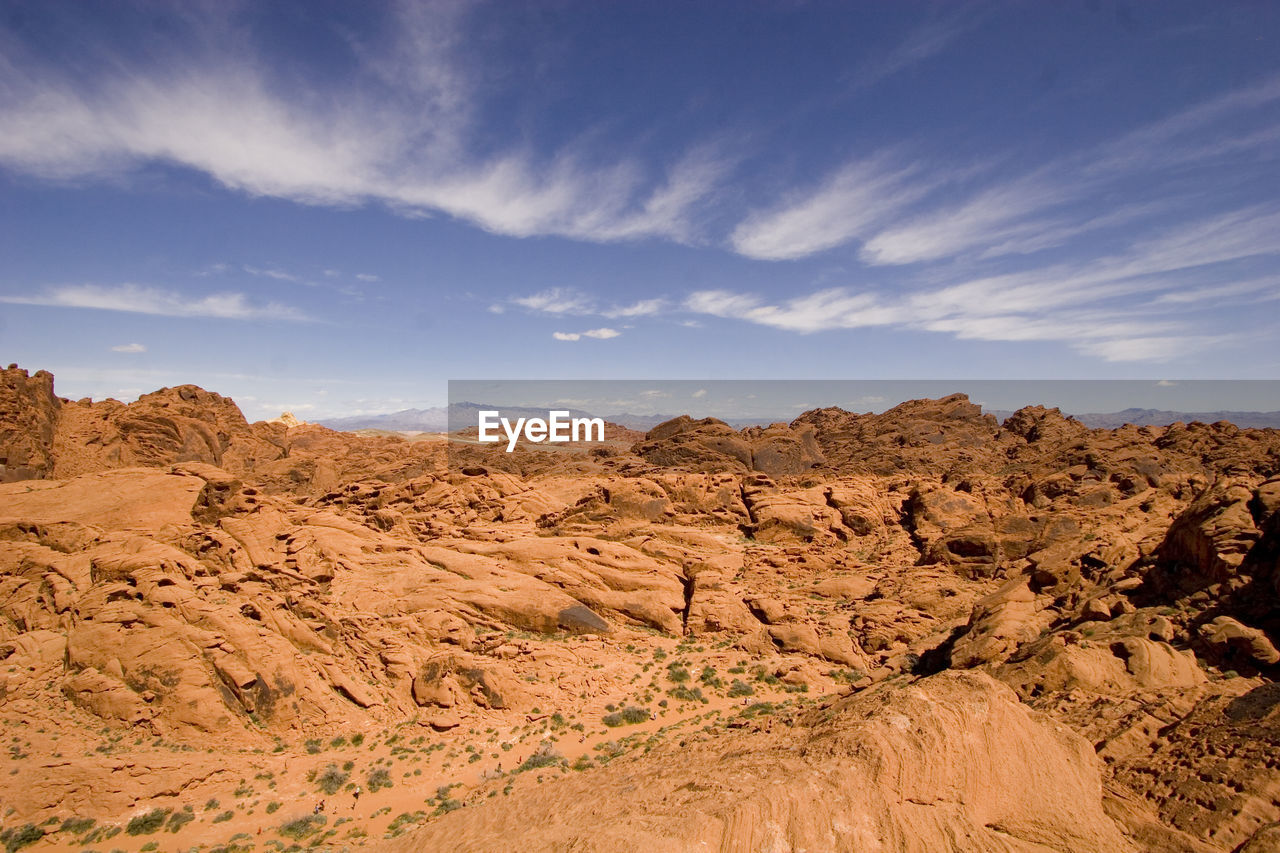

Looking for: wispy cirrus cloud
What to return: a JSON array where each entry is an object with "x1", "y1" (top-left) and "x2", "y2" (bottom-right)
[
  {"x1": 729, "y1": 155, "x2": 938, "y2": 261},
  {"x1": 510, "y1": 288, "x2": 665, "y2": 319},
  {"x1": 110, "y1": 342, "x2": 146, "y2": 353},
  {"x1": 1, "y1": 283, "x2": 309, "y2": 321},
  {"x1": 552, "y1": 327, "x2": 619, "y2": 341},
  {"x1": 738, "y1": 73, "x2": 1280, "y2": 267},
  {"x1": 0, "y1": 4, "x2": 730, "y2": 247},
  {"x1": 846, "y1": 7, "x2": 986, "y2": 95},
  {"x1": 243, "y1": 265, "x2": 305, "y2": 283},
  {"x1": 686, "y1": 202, "x2": 1280, "y2": 361}
]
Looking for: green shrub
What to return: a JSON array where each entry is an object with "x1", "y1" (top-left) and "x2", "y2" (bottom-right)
[
  {"x1": 350, "y1": 733, "x2": 365, "y2": 746},
  {"x1": 166, "y1": 810, "x2": 195, "y2": 833},
  {"x1": 305, "y1": 738, "x2": 322, "y2": 754},
  {"x1": 668, "y1": 685, "x2": 706, "y2": 703},
  {"x1": 0, "y1": 824, "x2": 44, "y2": 853},
  {"x1": 212, "y1": 811, "x2": 234, "y2": 824},
  {"x1": 367, "y1": 767, "x2": 393, "y2": 792},
  {"x1": 432, "y1": 799, "x2": 462, "y2": 817},
  {"x1": 59, "y1": 816, "x2": 95, "y2": 835},
  {"x1": 125, "y1": 809, "x2": 171, "y2": 836},
  {"x1": 278, "y1": 815, "x2": 325, "y2": 841},
  {"x1": 265, "y1": 801, "x2": 282, "y2": 814},
  {"x1": 728, "y1": 679, "x2": 754, "y2": 697},
  {"x1": 602, "y1": 706, "x2": 650, "y2": 727},
  {"x1": 317, "y1": 763, "x2": 349, "y2": 795},
  {"x1": 517, "y1": 743, "x2": 563, "y2": 773}
]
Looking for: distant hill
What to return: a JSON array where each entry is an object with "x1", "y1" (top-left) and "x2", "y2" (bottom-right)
[
  {"x1": 321, "y1": 402, "x2": 598, "y2": 433},
  {"x1": 321, "y1": 407, "x2": 449, "y2": 432},
  {"x1": 324, "y1": 404, "x2": 1280, "y2": 434},
  {"x1": 604, "y1": 412, "x2": 777, "y2": 431},
  {"x1": 987, "y1": 407, "x2": 1280, "y2": 429}
]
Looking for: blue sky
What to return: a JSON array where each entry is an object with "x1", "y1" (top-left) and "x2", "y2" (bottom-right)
[{"x1": 1, "y1": 1, "x2": 1278, "y2": 420}]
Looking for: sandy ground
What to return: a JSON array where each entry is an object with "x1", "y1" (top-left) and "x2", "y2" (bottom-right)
[{"x1": 6, "y1": 631, "x2": 834, "y2": 852}]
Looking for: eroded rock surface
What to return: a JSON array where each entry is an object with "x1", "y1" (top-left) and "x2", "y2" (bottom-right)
[{"x1": 1, "y1": 368, "x2": 1278, "y2": 851}]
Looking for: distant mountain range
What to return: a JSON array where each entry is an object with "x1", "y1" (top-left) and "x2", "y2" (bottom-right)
[
  {"x1": 319, "y1": 404, "x2": 776, "y2": 433},
  {"x1": 322, "y1": 402, "x2": 593, "y2": 433},
  {"x1": 321, "y1": 404, "x2": 1280, "y2": 433},
  {"x1": 1055, "y1": 408, "x2": 1280, "y2": 430}
]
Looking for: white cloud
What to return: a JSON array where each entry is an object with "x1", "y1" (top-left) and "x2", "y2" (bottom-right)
[
  {"x1": 0, "y1": 6, "x2": 729, "y2": 247},
  {"x1": 602, "y1": 298, "x2": 665, "y2": 318},
  {"x1": 552, "y1": 327, "x2": 620, "y2": 341},
  {"x1": 1090, "y1": 337, "x2": 1192, "y2": 363},
  {"x1": 1, "y1": 283, "x2": 309, "y2": 321},
  {"x1": 846, "y1": 10, "x2": 983, "y2": 94},
  {"x1": 730, "y1": 155, "x2": 936, "y2": 260},
  {"x1": 0, "y1": 6, "x2": 727, "y2": 247},
  {"x1": 514, "y1": 289, "x2": 595, "y2": 315},
  {"x1": 685, "y1": 202, "x2": 1280, "y2": 361},
  {"x1": 737, "y1": 75, "x2": 1280, "y2": 266},
  {"x1": 355, "y1": 273, "x2": 381, "y2": 282},
  {"x1": 243, "y1": 265, "x2": 301, "y2": 282},
  {"x1": 684, "y1": 288, "x2": 904, "y2": 333},
  {"x1": 859, "y1": 171, "x2": 1078, "y2": 266},
  {"x1": 110, "y1": 342, "x2": 146, "y2": 353},
  {"x1": 691, "y1": 388, "x2": 707, "y2": 398},
  {"x1": 1089, "y1": 74, "x2": 1280, "y2": 175},
  {"x1": 510, "y1": 289, "x2": 665, "y2": 319}
]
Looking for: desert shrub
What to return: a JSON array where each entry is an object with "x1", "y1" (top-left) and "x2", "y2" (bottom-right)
[
  {"x1": 265, "y1": 801, "x2": 281, "y2": 814},
  {"x1": 166, "y1": 809, "x2": 195, "y2": 833},
  {"x1": 668, "y1": 685, "x2": 706, "y2": 703},
  {"x1": 602, "y1": 706, "x2": 649, "y2": 727},
  {"x1": 125, "y1": 809, "x2": 170, "y2": 836},
  {"x1": 278, "y1": 815, "x2": 325, "y2": 841},
  {"x1": 367, "y1": 767, "x2": 393, "y2": 792},
  {"x1": 350, "y1": 733, "x2": 365, "y2": 746},
  {"x1": 59, "y1": 816, "x2": 95, "y2": 835},
  {"x1": 386, "y1": 811, "x2": 428, "y2": 837},
  {"x1": 211, "y1": 811, "x2": 234, "y2": 824},
  {"x1": 304, "y1": 738, "x2": 322, "y2": 754},
  {"x1": 517, "y1": 743, "x2": 564, "y2": 773},
  {"x1": 432, "y1": 799, "x2": 462, "y2": 817},
  {"x1": 1, "y1": 824, "x2": 44, "y2": 853},
  {"x1": 317, "y1": 763, "x2": 349, "y2": 795},
  {"x1": 666, "y1": 663, "x2": 690, "y2": 683},
  {"x1": 728, "y1": 679, "x2": 754, "y2": 697}
]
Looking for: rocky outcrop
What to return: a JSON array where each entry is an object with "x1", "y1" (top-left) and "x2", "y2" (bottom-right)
[
  {"x1": 390, "y1": 672, "x2": 1134, "y2": 852},
  {"x1": 0, "y1": 365, "x2": 60, "y2": 482},
  {"x1": 2, "y1": 366, "x2": 1280, "y2": 850},
  {"x1": 632, "y1": 416, "x2": 823, "y2": 476}
]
